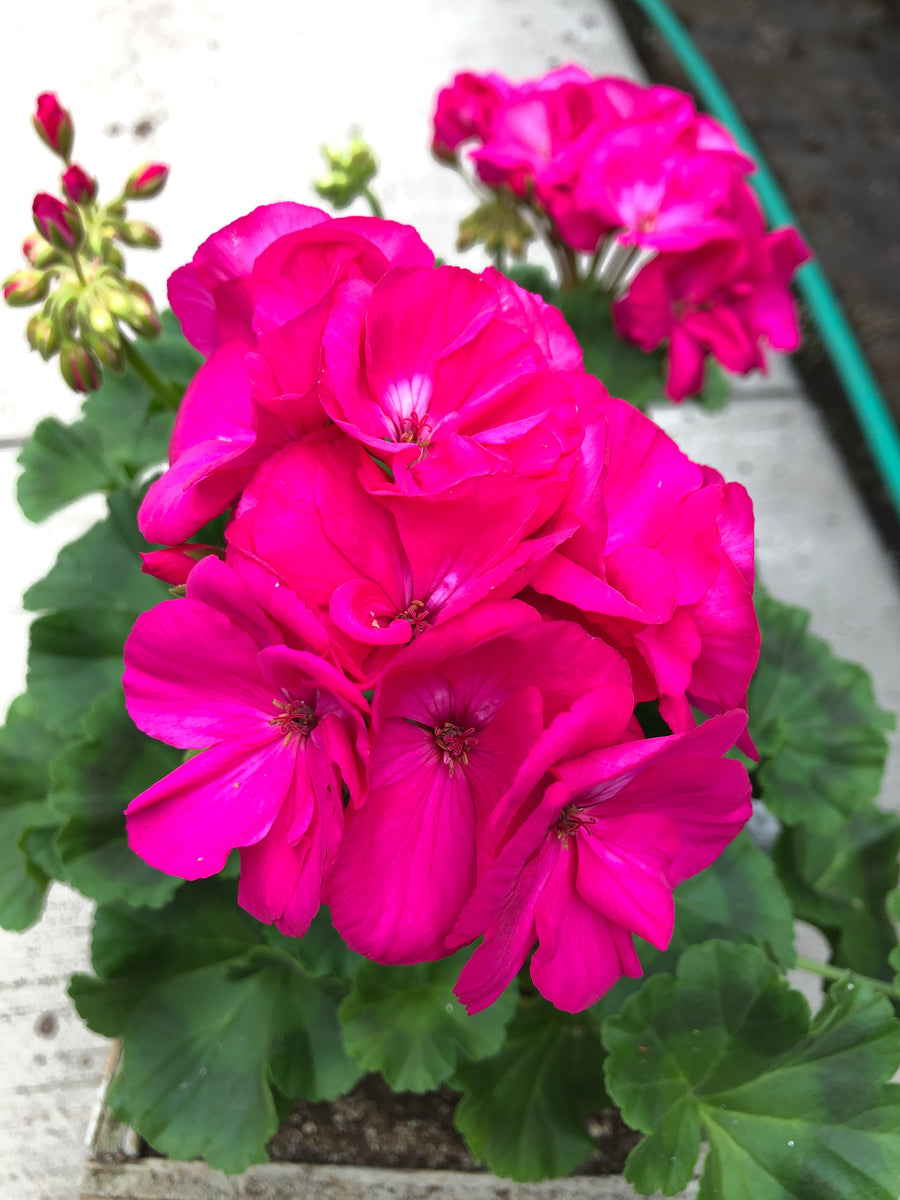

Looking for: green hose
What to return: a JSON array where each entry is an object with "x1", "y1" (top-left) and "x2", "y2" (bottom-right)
[{"x1": 629, "y1": 0, "x2": 900, "y2": 522}]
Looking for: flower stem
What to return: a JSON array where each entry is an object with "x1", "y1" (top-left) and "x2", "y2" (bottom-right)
[
  {"x1": 362, "y1": 187, "x2": 384, "y2": 220},
  {"x1": 123, "y1": 339, "x2": 180, "y2": 409},
  {"x1": 795, "y1": 956, "x2": 900, "y2": 1001},
  {"x1": 70, "y1": 253, "x2": 88, "y2": 286}
]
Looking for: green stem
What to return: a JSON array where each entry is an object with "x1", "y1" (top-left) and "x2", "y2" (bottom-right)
[
  {"x1": 795, "y1": 956, "x2": 900, "y2": 1001},
  {"x1": 70, "y1": 253, "x2": 88, "y2": 286},
  {"x1": 362, "y1": 187, "x2": 384, "y2": 219},
  {"x1": 122, "y1": 339, "x2": 180, "y2": 409}
]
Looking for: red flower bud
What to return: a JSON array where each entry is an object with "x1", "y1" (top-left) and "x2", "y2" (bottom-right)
[
  {"x1": 32, "y1": 192, "x2": 84, "y2": 253},
  {"x1": 59, "y1": 340, "x2": 100, "y2": 393},
  {"x1": 33, "y1": 92, "x2": 74, "y2": 161},
  {"x1": 62, "y1": 163, "x2": 97, "y2": 205},
  {"x1": 123, "y1": 161, "x2": 169, "y2": 200}
]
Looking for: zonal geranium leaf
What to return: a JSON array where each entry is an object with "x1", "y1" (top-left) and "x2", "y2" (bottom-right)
[
  {"x1": 27, "y1": 608, "x2": 135, "y2": 735},
  {"x1": 338, "y1": 951, "x2": 517, "y2": 1092},
  {"x1": 603, "y1": 940, "x2": 900, "y2": 1200},
  {"x1": 774, "y1": 808, "x2": 900, "y2": 980},
  {"x1": 593, "y1": 831, "x2": 796, "y2": 1019},
  {"x1": 17, "y1": 310, "x2": 198, "y2": 522},
  {"x1": 23, "y1": 496, "x2": 168, "y2": 617},
  {"x1": 750, "y1": 589, "x2": 894, "y2": 832},
  {"x1": 71, "y1": 880, "x2": 359, "y2": 1173},
  {"x1": 107, "y1": 960, "x2": 286, "y2": 1173},
  {"x1": 0, "y1": 695, "x2": 58, "y2": 929},
  {"x1": 888, "y1": 891, "x2": 900, "y2": 991},
  {"x1": 673, "y1": 831, "x2": 795, "y2": 969},
  {"x1": 556, "y1": 287, "x2": 668, "y2": 410},
  {"x1": 48, "y1": 688, "x2": 182, "y2": 908},
  {"x1": 451, "y1": 999, "x2": 609, "y2": 1181}
]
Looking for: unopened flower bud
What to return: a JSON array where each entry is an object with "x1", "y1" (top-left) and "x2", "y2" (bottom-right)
[
  {"x1": 115, "y1": 220, "x2": 162, "y2": 249},
  {"x1": 75, "y1": 286, "x2": 118, "y2": 340},
  {"x1": 26, "y1": 312, "x2": 61, "y2": 360},
  {"x1": 314, "y1": 136, "x2": 378, "y2": 210},
  {"x1": 62, "y1": 163, "x2": 97, "y2": 205},
  {"x1": 58, "y1": 339, "x2": 100, "y2": 393},
  {"x1": 33, "y1": 92, "x2": 74, "y2": 161},
  {"x1": 2, "y1": 268, "x2": 51, "y2": 307},
  {"x1": 32, "y1": 193, "x2": 84, "y2": 253},
  {"x1": 82, "y1": 326, "x2": 124, "y2": 371},
  {"x1": 105, "y1": 281, "x2": 160, "y2": 339},
  {"x1": 123, "y1": 162, "x2": 169, "y2": 200},
  {"x1": 22, "y1": 232, "x2": 62, "y2": 268},
  {"x1": 99, "y1": 239, "x2": 126, "y2": 271}
]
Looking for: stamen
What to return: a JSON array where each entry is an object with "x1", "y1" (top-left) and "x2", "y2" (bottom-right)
[
  {"x1": 398, "y1": 410, "x2": 432, "y2": 448},
  {"x1": 271, "y1": 698, "x2": 318, "y2": 744},
  {"x1": 553, "y1": 803, "x2": 595, "y2": 849},
  {"x1": 399, "y1": 599, "x2": 432, "y2": 636},
  {"x1": 433, "y1": 721, "x2": 478, "y2": 776}
]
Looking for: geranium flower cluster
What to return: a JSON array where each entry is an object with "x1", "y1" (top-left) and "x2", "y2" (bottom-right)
[
  {"x1": 124, "y1": 202, "x2": 757, "y2": 1013},
  {"x1": 432, "y1": 65, "x2": 810, "y2": 401}
]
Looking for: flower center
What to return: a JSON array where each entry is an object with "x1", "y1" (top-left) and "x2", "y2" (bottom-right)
[
  {"x1": 553, "y1": 803, "x2": 595, "y2": 849},
  {"x1": 271, "y1": 698, "x2": 318, "y2": 742},
  {"x1": 433, "y1": 721, "x2": 477, "y2": 776},
  {"x1": 398, "y1": 410, "x2": 432, "y2": 448},
  {"x1": 398, "y1": 599, "x2": 432, "y2": 636}
]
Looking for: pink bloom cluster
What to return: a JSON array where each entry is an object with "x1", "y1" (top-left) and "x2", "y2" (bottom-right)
[
  {"x1": 125, "y1": 202, "x2": 757, "y2": 1013},
  {"x1": 432, "y1": 66, "x2": 810, "y2": 401}
]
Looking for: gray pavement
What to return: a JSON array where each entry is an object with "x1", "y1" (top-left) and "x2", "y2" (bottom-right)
[{"x1": 1, "y1": 3, "x2": 898, "y2": 1198}]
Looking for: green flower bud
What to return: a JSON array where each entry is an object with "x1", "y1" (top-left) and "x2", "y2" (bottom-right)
[
  {"x1": 313, "y1": 135, "x2": 379, "y2": 210},
  {"x1": 26, "y1": 312, "x2": 62, "y2": 360},
  {"x1": 58, "y1": 339, "x2": 101, "y2": 393}
]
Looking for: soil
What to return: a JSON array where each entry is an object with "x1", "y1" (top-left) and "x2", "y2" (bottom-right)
[
  {"x1": 610, "y1": 0, "x2": 900, "y2": 561},
  {"x1": 134, "y1": 1074, "x2": 641, "y2": 1176}
]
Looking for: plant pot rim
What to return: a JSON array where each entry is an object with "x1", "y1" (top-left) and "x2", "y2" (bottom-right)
[{"x1": 80, "y1": 1044, "x2": 699, "y2": 1200}]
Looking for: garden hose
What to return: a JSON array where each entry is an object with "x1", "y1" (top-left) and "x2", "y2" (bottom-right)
[{"x1": 627, "y1": 0, "x2": 900, "y2": 523}]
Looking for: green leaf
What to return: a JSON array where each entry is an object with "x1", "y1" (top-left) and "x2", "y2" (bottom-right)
[
  {"x1": 774, "y1": 808, "x2": 900, "y2": 979},
  {"x1": 23, "y1": 494, "x2": 168, "y2": 616},
  {"x1": 594, "y1": 832, "x2": 797, "y2": 1018},
  {"x1": 0, "y1": 695, "x2": 58, "y2": 929},
  {"x1": 750, "y1": 589, "x2": 894, "y2": 831},
  {"x1": 452, "y1": 999, "x2": 609, "y2": 1181},
  {"x1": 264, "y1": 906, "x2": 361, "y2": 983},
  {"x1": 70, "y1": 879, "x2": 360, "y2": 1173},
  {"x1": 49, "y1": 689, "x2": 182, "y2": 907},
  {"x1": 603, "y1": 941, "x2": 900, "y2": 1199},
  {"x1": 17, "y1": 311, "x2": 199, "y2": 521},
  {"x1": 27, "y1": 608, "x2": 135, "y2": 734},
  {"x1": 887, "y1": 891, "x2": 900, "y2": 991},
  {"x1": 689, "y1": 357, "x2": 730, "y2": 413},
  {"x1": 674, "y1": 832, "x2": 796, "y2": 969},
  {"x1": 108, "y1": 960, "x2": 285, "y2": 1173},
  {"x1": 339, "y1": 951, "x2": 517, "y2": 1092},
  {"x1": 554, "y1": 287, "x2": 667, "y2": 409},
  {"x1": 504, "y1": 263, "x2": 554, "y2": 301}
]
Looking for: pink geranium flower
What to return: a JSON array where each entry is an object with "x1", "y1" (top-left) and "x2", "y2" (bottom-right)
[
  {"x1": 326, "y1": 602, "x2": 634, "y2": 965},
  {"x1": 529, "y1": 394, "x2": 759, "y2": 744},
  {"x1": 140, "y1": 205, "x2": 434, "y2": 544},
  {"x1": 123, "y1": 556, "x2": 368, "y2": 936},
  {"x1": 321, "y1": 263, "x2": 591, "y2": 512},
  {"x1": 613, "y1": 179, "x2": 810, "y2": 400},
  {"x1": 450, "y1": 711, "x2": 752, "y2": 1014},
  {"x1": 227, "y1": 426, "x2": 564, "y2": 682}
]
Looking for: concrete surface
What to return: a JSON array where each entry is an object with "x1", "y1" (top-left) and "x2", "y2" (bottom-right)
[{"x1": 0, "y1": 3, "x2": 897, "y2": 1199}]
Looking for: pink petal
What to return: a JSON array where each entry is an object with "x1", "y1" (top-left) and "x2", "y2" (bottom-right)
[{"x1": 126, "y1": 732, "x2": 294, "y2": 877}]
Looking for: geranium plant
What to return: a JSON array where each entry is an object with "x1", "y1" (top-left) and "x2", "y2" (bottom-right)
[{"x1": 3, "y1": 77, "x2": 899, "y2": 1200}]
